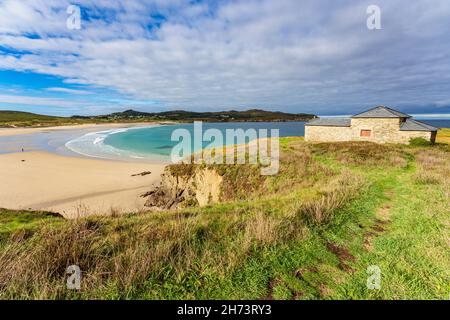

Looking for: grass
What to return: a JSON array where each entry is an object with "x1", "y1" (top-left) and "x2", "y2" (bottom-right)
[
  {"x1": 0, "y1": 110, "x2": 80, "y2": 127},
  {"x1": 436, "y1": 128, "x2": 450, "y2": 144},
  {"x1": 0, "y1": 136, "x2": 448, "y2": 299},
  {"x1": 0, "y1": 111, "x2": 63, "y2": 123},
  {"x1": 0, "y1": 209, "x2": 63, "y2": 241}
]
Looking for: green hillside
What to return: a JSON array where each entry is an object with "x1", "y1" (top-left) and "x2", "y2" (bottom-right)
[
  {"x1": 84, "y1": 108, "x2": 315, "y2": 122},
  {"x1": 0, "y1": 137, "x2": 448, "y2": 299},
  {"x1": 1, "y1": 109, "x2": 316, "y2": 127},
  {"x1": 0, "y1": 110, "x2": 78, "y2": 127},
  {"x1": 0, "y1": 110, "x2": 62, "y2": 122}
]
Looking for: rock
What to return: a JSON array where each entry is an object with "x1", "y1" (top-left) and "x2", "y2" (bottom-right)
[
  {"x1": 143, "y1": 166, "x2": 223, "y2": 210},
  {"x1": 131, "y1": 171, "x2": 151, "y2": 177}
]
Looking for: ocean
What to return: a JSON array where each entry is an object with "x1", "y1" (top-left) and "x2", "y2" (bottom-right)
[
  {"x1": 66, "y1": 122, "x2": 307, "y2": 162},
  {"x1": 64, "y1": 120, "x2": 450, "y2": 162}
]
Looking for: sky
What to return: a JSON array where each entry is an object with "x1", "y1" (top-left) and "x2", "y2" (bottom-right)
[{"x1": 0, "y1": 0, "x2": 449, "y2": 117}]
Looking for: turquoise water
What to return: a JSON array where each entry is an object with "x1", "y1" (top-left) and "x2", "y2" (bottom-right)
[
  {"x1": 62, "y1": 120, "x2": 450, "y2": 162},
  {"x1": 65, "y1": 122, "x2": 306, "y2": 162},
  {"x1": 107, "y1": 122, "x2": 305, "y2": 156}
]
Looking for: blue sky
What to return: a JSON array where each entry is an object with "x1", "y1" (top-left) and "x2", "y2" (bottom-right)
[{"x1": 0, "y1": 0, "x2": 450, "y2": 117}]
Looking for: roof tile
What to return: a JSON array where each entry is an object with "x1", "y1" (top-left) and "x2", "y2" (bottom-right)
[
  {"x1": 305, "y1": 118, "x2": 351, "y2": 127},
  {"x1": 352, "y1": 106, "x2": 411, "y2": 118},
  {"x1": 400, "y1": 119, "x2": 439, "y2": 131}
]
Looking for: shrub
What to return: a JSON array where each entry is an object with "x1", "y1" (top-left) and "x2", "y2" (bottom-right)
[{"x1": 409, "y1": 137, "x2": 433, "y2": 147}]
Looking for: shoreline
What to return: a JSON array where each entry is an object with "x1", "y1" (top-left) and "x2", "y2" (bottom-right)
[
  {"x1": 0, "y1": 121, "x2": 173, "y2": 162},
  {"x1": 0, "y1": 122, "x2": 170, "y2": 218},
  {"x1": 0, "y1": 121, "x2": 169, "y2": 137}
]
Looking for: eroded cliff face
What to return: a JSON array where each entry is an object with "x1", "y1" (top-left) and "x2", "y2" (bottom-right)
[{"x1": 144, "y1": 166, "x2": 223, "y2": 210}]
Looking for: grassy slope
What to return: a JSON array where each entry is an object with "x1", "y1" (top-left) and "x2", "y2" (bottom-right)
[
  {"x1": 436, "y1": 128, "x2": 450, "y2": 144},
  {"x1": 0, "y1": 135, "x2": 448, "y2": 299},
  {"x1": 0, "y1": 210, "x2": 64, "y2": 241},
  {"x1": 0, "y1": 110, "x2": 157, "y2": 127},
  {"x1": 0, "y1": 110, "x2": 85, "y2": 127},
  {"x1": 0, "y1": 111, "x2": 61, "y2": 122}
]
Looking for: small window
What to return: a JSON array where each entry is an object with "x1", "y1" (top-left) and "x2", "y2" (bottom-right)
[{"x1": 360, "y1": 129, "x2": 371, "y2": 137}]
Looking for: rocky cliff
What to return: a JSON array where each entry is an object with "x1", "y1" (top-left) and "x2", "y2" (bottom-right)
[{"x1": 143, "y1": 165, "x2": 223, "y2": 210}]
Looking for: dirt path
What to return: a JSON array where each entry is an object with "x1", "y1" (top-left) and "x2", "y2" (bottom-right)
[{"x1": 363, "y1": 190, "x2": 394, "y2": 251}]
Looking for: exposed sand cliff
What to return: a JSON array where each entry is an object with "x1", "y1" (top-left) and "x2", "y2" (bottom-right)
[{"x1": 144, "y1": 166, "x2": 223, "y2": 210}]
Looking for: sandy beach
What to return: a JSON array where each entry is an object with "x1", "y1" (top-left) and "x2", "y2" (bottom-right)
[
  {"x1": 0, "y1": 151, "x2": 165, "y2": 218},
  {"x1": 0, "y1": 122, "x2": 158, "y2": 137},
  {"x1": 0, "y1": 122, "x2": 170, "y2": 218}
]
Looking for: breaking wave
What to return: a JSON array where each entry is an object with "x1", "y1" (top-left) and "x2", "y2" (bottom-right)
[{"x1": 65, "y1": 126, "x2": 165, "y2": 162}]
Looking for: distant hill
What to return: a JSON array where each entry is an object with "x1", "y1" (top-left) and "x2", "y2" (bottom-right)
[
  {"x1": 0, "y1": 108, "x2": 316, "y2": 127},
  {"x1": 0, "y1": 111, "x2": 62, "y2": 123},
  {"x1": 79, "y1": 108, "x2": 315, "y2": 122}
]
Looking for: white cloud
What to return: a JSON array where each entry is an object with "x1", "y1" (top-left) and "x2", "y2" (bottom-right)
[
  {"x1": 0, "y1": 94, "x2": 88, "y2": 107},
  {"x1": 46, "y1": 87, "x2": 93, "y2": 95},
  {"x1": 0, "y1": 0, "x2": 449, "y2": 114}
]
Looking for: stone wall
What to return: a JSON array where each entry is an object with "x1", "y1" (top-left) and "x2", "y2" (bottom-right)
[
  {"x1": 305, "y1": 118, "x2": 435, "y2": 144},
  {"x1": 398, "y1": 131, "x2": 434, "y2": 144},
  {"x1": 350, "y1": 118, "x2": 402, "y2": 143},
  {"x1": 304, "y1": 125, "x2": 352, "y2": 142}
]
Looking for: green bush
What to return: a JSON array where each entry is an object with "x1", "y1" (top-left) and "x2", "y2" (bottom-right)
[{"x1": 409, "y1": 137, "x2": 433, "y2": 146}]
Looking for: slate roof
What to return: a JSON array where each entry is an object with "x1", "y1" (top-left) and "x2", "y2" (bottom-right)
[
  {"x1": 306, "y1": 106, "x2": 438, "y2": 132},
  {"x1": 400, "y1": 119, "x2": 439, "y2": 132},
  {"x1": 352, "y1": 106, "x2": 411, "y2": 118},
  {"x1": 305, "y1": 118, "x2": 351, "y2": 127}
]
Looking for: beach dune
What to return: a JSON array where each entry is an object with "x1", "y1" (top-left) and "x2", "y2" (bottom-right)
[{"x1": 0, "y1": 151, "x2": 165, "y2": 218}]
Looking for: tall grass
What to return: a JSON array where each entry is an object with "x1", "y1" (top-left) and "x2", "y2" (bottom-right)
[
  {"x1": 300, "y1": 170, "x2": 365, "y2": 225},
  {"x1": 413, "y1": 148, "x2": 450, "y2": 198},
  {"x1": 310, "y1": 141, "x2": 409, "y2": 167}
]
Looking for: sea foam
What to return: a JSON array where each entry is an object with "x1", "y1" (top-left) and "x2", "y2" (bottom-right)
[{"x1": 65, "y1": 126, "x2": 160, "y2": 162}]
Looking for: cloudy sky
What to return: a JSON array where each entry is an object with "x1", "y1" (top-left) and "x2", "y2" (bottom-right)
[{"x1": 0, "y1": 0, "x2": 449, "y2": 116}]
